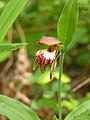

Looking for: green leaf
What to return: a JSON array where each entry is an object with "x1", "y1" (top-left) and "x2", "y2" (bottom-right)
[
  {"x1": 79, "y1": 0, "x2": 89, "y2": 4},
  {"x1": 0, "y1": 40, "x2": 9, "y2": 62},
  {"x1": 0, "y1": 1, "x2": 5, "y2": 9},
  {"x1": 57, "y1": 0, "x2": 79, "y2": 48},
  {"x1": 39, "y1": 98, "x2": 57, "y2": 110},
  {"x1": 37, "y1": 71, "x2": 52, "y2": 84},
  {"x1": 27, "y1": 70, "x2": 71, "y2": 85},
  {"x1": 54, "y1": 72, "x2": 71, "y2": 83},
  {"x1": 27, "y1": 70, "x2": 52, "y2": 85},
  {"x1": 74, "y1": 110, "x2": 90, "y2": 120},
  {"x1": 53, "y1": 115, "x2": 58, "y2": 120},
  {"x1": 0, "y1": 52, "x2": 9, "y2": 62},
  {"x1": 65, "y1": 101, "x2": 90, "y2": 120},
  {"x1": 0, "y1": 0, "x2": 28, "y2": 42},
  {"x1": 0, "y1": 43, "x2": 27, "y2": 52},
  {"x1": 0, "y1": 95, "x2": 40, "y2": 120},
  {"x1": 62, "y1": 100, "x2": 78, "y2": 111}
]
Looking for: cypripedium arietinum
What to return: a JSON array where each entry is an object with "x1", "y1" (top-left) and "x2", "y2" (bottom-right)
[{"x1": 33, "y1": 36, "x2": 63, "y2": 79}]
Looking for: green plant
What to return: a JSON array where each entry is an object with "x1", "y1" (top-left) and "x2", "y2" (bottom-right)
[
  {"x1": 0, "y1": 0, "x2": 90, "y2": 120},
  {"x1": 0, "y1": 0, "x2": 40, "y2": 119},
  {"x1": 33, "y1": 0, "x2": 79, "y2": 119},
  {"x1": 0, "y1": 95, "x2": 40, "y2": 120},
  {"x1": 57, "y1": 0, "x2": 79, "y2": 119},
  {"x1": 0, "y1": 0, "x2": 28, "y2": 52},
  {"x1": 32, "y1": 0, "x2": 90, "y2": 120},
  {"x1": 65, "y1": 101, "x2": 90, "y2": 120}
]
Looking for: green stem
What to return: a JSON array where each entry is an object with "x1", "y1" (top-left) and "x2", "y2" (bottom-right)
[{"x1": 58, "y1": 51, "x2": 64, "y2": 120}]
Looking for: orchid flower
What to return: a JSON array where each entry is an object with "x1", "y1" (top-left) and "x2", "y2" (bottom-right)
[{"x1": 33, "y1": 36, "x2": 63, "y2": 79}]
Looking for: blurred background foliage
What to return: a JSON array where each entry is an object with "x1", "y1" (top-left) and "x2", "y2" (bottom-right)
[{"x1": 0, "y1": 0, "x2": 90, "y2": 120}]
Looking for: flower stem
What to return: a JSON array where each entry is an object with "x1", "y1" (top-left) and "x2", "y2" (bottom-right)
[{"x1": 58, "y1": 51, "x2": 64, "y2": 120}]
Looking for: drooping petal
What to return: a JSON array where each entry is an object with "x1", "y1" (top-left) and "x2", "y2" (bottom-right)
[{"x1": 33, "y1": 59, "x2": 39, "y2": 71}]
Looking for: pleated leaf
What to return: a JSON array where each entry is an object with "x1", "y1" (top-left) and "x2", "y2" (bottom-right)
[
  {"x1": 65, "y1": 101, "x2": 90, "y2": 120},
  {"x1": 57, "y1": 0, "x2": 79, "y2": 48},
  {"x1": 0, "y1": 0, "x2": 28, "y2": 42},
  {"x1": 0, "y1": 95, "x2": 40, "y2": 120},
  {"x1": 0, "y1": 43, "x2": 27, "y2": 52}
]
